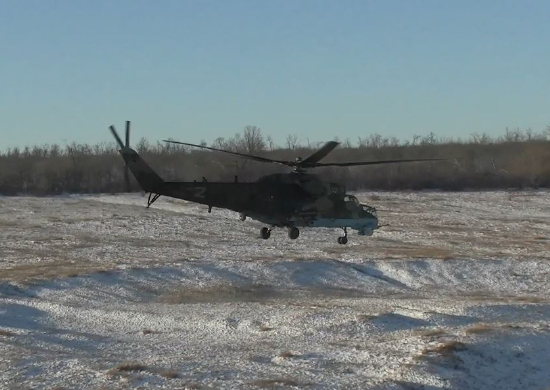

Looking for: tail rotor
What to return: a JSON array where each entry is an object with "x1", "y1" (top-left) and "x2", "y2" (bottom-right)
[
  {"x1": 109, "y1": 121, "x2": 132, "y2": 192},
  {"x1": 124, "y1": 121, "x2": 131, "y2": 191}
]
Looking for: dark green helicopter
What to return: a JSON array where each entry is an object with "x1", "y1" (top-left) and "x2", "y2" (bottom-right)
[{"x1": 109, "y1": 122, "x2": 439, "y2": 244}]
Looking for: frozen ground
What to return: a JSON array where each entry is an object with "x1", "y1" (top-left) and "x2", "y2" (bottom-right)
[{"x1": 1, "y1": 190, "x2": 550, "y2": 390}]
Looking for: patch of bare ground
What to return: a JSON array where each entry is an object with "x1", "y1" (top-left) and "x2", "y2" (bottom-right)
[
  {"x1": 0, "y1": 219, "x2": 27, "y2": 228},
  {"x1": 465, "y1": 323, "x2": 524, "y2": 334},
  {"x1": 250, "y1": 378, "x2": 309, "y2": 389},
  {"x1": 425, "y1": 223, "x2": 470, "y2": 233},
  {"x1": 418, "y1": 341, "x2": 467, "y2": 359},
  {"x1": 259, "y1": 324, "x2": 275, "y2": 332},
  {"x1": 142, "y1": 329, "x2": 161, "y2": 335},
  {"x1": 0, "y1": 329, "x2": 15, "y2": 337},
  {"x1": 278, "y1": 350, "x2": 298, "y2": 359},
  {"x1": 418, "y1": 328, "x2": 447, "y2": 338},
  {"x1": 356, "y1": 314, "x2": 377, "y2": 322},
  {"x1": 156, "y1": 284, "x2": 283, "y2": 304},
  {"x1": 159, "y1": 370, "x2": 179, "y2": 379},
  {"x1": 464, "y1": 294, "x2": 545, "y2": 303},
  {"x1": 323, "y1": 243, "x2": 453, "y2": 259},
  {"x1": 245, "y1": 253, "x2": 296, "y2": 263},
  {"x1": 181, "y1": 383, "x2": 201, "y2": 389},
  {"x1": 108, "y1": 362, "x2": 181, "y2": 380},
  {"x1": 0, "y1": 261, "x2": 113, "y2": 282},
  {"x1": 379, "y1": 246, "x2": 454, "y2": 259},
  {"x1": 465, "y1": 324, "x2": 498, "y2": 334},
  {"x1": 106, "y1": 362, "x2": 147, "y2": 376}
]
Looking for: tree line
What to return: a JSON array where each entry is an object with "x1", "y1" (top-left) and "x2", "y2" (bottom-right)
[{"x1": 1, "y1": 125, "x2": 549, "y2": 195}]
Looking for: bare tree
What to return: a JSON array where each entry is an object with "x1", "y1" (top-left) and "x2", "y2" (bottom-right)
[
  {"x1": 242, "y1": 125, "x2": 265, "y2": 154},
  {"x1": 285, "y1": 134, "x2": 299, "y2": 150},
  {"x1": 266, "y1": 135, "x2": 275, "y2": 151},
  {"x1": 212, "y1": 137, "x2": 226, "y2": 149}
]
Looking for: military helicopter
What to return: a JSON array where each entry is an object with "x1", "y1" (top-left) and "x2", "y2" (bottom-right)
[{"x1": 109, "y1": 122, "x2": 440, "y2": 244}]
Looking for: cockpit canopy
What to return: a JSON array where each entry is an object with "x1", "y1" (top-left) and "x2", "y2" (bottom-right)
[
  {"x1": 344, "y1": 195, "x2": 360, "y2": 204},
  {"x1": 344, "y1": 195, "x2": 378, "y2": 217}
]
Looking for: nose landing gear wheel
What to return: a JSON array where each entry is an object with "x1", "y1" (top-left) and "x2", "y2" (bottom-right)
[
  {"x1": 337, "y1": 227, "x2": 348, "y2": 244},
  {"x1": 260, "y1": 227, "x2": 271, "y2": 239},
  {"x1": 288, "y1": 227, "x2": 300, "y2": 240}
]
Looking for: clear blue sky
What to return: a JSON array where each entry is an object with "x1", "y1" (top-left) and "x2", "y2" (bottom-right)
[{"x1": 1, "y1": 0, "x2": 549, "y2": 149}]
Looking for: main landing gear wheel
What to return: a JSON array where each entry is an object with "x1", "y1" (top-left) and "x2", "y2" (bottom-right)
[
  {"x1": 337, "y1": 236, "x2": 348, "y2": 245},
  {"x1": 288, "y1": 227, "x2": 300, "y2": 240},
  {"x1": 260, "y1": 227, "x2": 271, "y2": 239},
  {"x1": 337, "y1": 227, "x2": 348, "y2": 245}
]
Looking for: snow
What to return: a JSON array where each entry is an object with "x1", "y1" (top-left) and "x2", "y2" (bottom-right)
[{"x1": 0, "y1": 191, "x2": 550, "y2": 389}]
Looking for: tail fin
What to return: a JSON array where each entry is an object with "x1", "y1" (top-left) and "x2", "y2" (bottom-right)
[
  {"x1": 119, "y1": 148, "x2": 164, "y2": 193},
  {"x1": 109, "y1": 124, "x2": 164, "y2": 193}
]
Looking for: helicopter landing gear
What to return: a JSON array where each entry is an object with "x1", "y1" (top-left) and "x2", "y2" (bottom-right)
[
  {"x1": 146, "y1": 193, "x2": 161, "y2": 208},
  {"x1": 288, "y1": 226, "x2": 300, "y2": 240},
  {"x1": 260, "y1": 227, "x2": 271, "y2": 239},
  {"x1": 337, "y1": 228, "x2": 348, "y2": 245},
  {"x1": 337, "y1": 236, "x2": 348, "y2": 245}
]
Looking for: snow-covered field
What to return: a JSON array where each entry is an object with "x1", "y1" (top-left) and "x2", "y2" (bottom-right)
[{"x1": 1, "y1": 191, "x2": 550, "y2": 390}]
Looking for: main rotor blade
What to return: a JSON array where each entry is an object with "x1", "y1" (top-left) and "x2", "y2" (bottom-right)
[
  {"x1": 300, "y1": 141, "x2": 340, "y2": 165},
  {"x1": 312, "y1": 158, "x2": 445, "y2": 167},
  {"x1": 162, "y1": 140, "x2": 292, "y2": 166},
  {"x1": 109, "y1": 125, "x2": 125, "y2": 149}
]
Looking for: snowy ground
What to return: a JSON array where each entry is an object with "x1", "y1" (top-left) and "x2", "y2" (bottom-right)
[{"x1": 1, "y1": 191, "x2": 550, "y2": 389}]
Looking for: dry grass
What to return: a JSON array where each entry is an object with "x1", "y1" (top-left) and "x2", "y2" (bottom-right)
[
  {"x1": 382, "y1": 246, "x2": 454, "y2": 259},
  {"x1": 465, "y1": 324, "x2": 497, "y2": 334},
  {"x1": 464, "y1": 294, "x2": 545, "y2": 303},
  {"x1": 142, "y1": 329, "x2": 160, "y2": 335},
  {"x1": 326, "y1": 243, "x2": 455, "y2": 259},
  {"x1": 107, "y1": 362, "x2": 147, "y2": 376},
  {"x1": 278, "y1": 351, "x2": 296, "y2": 359},
  {"x1": 0, "y1": 260, "x2": 112, "y2": 282},
  {"x1": 465, "y1": 323, "x2": 524, "y2": 334},
  {"x1": 250, "y1": 378, "x2": 303, "y2": 388},
  {"x1": 419, "y1": 329, "x2": 447, "y2": 337},
  {"x1": 0, "y1": 219, "x2": 24, "y2": 228},
  {"x1": 159, "y1": 370, "x2": 179, "y2": 379},
  {"x1": 0, "y1": 329, "x2": 15, "y2": 337},
  {"x1": 157, "y1": 284, "x2": 282, "y2": 304},
  {"x1": 180, "y1": 383, "x2": 201, "y2": 389},
  {"x1": 422, "y1": 341, "x2": 467, "y2": 357},
  {"x1": 356, "y1": 314, "x2": 377, "y2": 322}
]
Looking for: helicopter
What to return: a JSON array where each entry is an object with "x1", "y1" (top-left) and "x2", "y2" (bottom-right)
[{"x1": 109, "y1": 122, "x2": 440, "y2": 244}]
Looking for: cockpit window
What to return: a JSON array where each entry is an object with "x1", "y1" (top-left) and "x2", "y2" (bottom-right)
[
  {"x1": 361, "y1": 204, "x2": 377, "y2": 217},
  {"x1": 344, "y1": 195, "x2": 359, "y2": 204}
]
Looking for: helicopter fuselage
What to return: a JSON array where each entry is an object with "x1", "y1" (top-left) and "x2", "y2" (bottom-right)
[
  {"x1": 152, "y1": 172, "x2": 379, "y2": 235},
  {"x1": 115, "y1": 145, "x2": 380, "y2": 244}
]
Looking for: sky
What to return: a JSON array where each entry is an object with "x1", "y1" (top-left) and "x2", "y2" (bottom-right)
[{"x1": 1, "y1": 0, "x2": 550, "y2": 149}]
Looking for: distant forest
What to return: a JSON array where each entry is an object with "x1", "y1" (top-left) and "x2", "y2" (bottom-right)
[{"x1": 1, "y1": 126, "x2": 549, "y2": 195}]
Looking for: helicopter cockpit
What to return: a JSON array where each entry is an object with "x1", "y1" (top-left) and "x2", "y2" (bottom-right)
[
  {"x1": 344, "y1": 195, "x2": 378, "y2": 218},
  {"x1": 344, "y1": 195, "x2": 360, "y2": 204}
]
